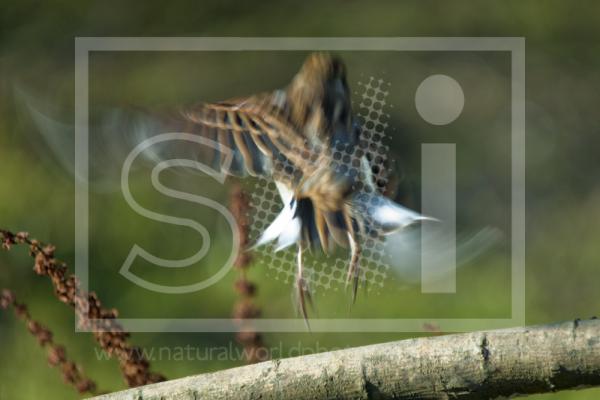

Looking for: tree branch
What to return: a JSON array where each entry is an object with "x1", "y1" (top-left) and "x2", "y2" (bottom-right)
[{"x1": 93, "y1": 319, "x2": 600, "y2": 399}]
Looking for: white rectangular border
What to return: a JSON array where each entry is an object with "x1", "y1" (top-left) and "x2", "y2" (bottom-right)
[{"x1": 75, "y1": 37, "x2": 525, "y2": 333}]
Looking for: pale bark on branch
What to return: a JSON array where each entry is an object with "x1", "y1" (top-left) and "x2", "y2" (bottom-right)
[{"x1": 94, "y1": 319, "x2": 600, "y2": 400}]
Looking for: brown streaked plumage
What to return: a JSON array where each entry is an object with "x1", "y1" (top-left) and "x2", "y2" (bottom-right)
[{"x1": 168, "y1": 53, "x2": 426, "y2": 322}]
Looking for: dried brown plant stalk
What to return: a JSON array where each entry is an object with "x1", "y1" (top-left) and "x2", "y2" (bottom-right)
[
  {"x1": 0, "y1": 229, "x2": 165, "y2": 388},
  {"x1": 0, "y1": 289, "x2": 97, "y2": 394},
  {"x1": 229, "y1": 183, "x2": 269, "y2": 364}
]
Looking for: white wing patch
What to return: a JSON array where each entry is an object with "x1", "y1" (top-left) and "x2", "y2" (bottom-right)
[{"x1": 253, "y1": 181, "x2": 301, "y2": 251}]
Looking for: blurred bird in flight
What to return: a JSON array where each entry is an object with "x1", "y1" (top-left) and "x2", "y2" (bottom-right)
[
  {"x1": 162, "y1": 53, "x2": 433, "y2": 320},
  {"x1": 18, "y1": 53, "x2": 495, "y2": 323}
]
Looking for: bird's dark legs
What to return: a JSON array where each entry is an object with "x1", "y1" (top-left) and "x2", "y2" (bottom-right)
[
  {"x1": 296, "y1": 243, "x2": 312, "y2": 326},
  {"x1": 346, "y1": 230, "x2": 362, "y2": 303}
]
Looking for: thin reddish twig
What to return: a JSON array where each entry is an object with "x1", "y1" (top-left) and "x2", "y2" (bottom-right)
[
  {"x1": 229, "y1": 183, "x2": 269, "y2": 364},
  {"x1": 0, "y1": 289, "x2": 97, "y2": 394},
  {"x1": 0, "y1": 229, "x2": 166, "y2": 387}
]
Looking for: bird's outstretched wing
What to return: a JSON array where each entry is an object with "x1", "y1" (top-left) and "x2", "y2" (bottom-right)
[
  {"x1": 175, "y1": 92, "x2": 315, "y2": 182},
  {"x1": 174, "y1": 51, "x2": 358, "y2": 184}
]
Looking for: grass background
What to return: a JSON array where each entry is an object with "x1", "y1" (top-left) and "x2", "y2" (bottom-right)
[{"x1": 1, "y1": 1, "x2": 600, "y2": 398}]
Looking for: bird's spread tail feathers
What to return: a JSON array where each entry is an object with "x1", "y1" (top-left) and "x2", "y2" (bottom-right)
[{"x1": 253, "y1": 185, "x2": 431, "y2": 320}]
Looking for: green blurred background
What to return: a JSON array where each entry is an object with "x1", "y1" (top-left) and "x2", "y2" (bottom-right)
[{"x1": 1, "y1": 1, "x2": 599, "y2": 398}]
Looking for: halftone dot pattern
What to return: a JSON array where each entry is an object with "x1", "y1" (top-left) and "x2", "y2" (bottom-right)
[{"x1": 248, "y1": 76, "x2": 394, "y2": 294}]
